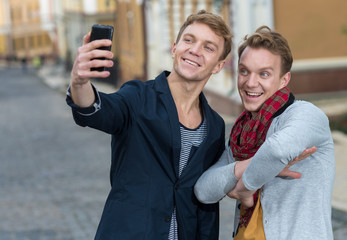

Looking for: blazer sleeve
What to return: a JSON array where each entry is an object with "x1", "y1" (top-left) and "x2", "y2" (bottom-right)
[{"x1": 66, "y1": 80, "x2": 143, "y2": 135}]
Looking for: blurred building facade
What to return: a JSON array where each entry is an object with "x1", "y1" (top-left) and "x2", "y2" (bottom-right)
[
  {"x1": 145, "y1": 0, "x2": 234, "y2": 94},
  {"x1": 273, "y1": 0, "x2": 347, "y2": 96},
  {"x1": 114, "y1": 0, "x2": 347, "y2": 116},
  {"x1": 0, "y1": 0, "x2": 57, "y2": 62},
  {"x1": 63, "y1": 0, "x2": 117, "y2": 71},
  {"x1": 1, "y1": 0, "x2": 346, "y2": 116},
  {"x1": 114, "y1": 0, "x2": 237, "y2": 116},
  {"x1": 0, "y1": 0, "x2": 117, "y2": 67},
  {"x1": 114, "y1": 0, "x2": 146, "y2": 82}
]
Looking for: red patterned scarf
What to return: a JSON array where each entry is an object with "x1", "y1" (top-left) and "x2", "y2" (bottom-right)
[{"x1": 229, "y1": 87, "x2": 293, "y2": 228}]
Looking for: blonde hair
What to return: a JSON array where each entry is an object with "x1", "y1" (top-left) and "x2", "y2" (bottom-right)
[
  {"x1": 238, "y1": 26, "x2": 293, "y2": 76},
  {"x1": 176, "y1": 10, "x2": 233, "y2": 60}
]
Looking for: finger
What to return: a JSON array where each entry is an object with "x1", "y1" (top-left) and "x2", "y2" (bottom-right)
[
  {"x1": 305, "y1": 146, "x2": 317, "y2": 155},
  {"x1": 288, "y1": 157, "x2": 300, "y2": 166},
  {"x1": 90, "y1": 70, "x2": 111, "y2": 79},
  {"x1": 88, "y1": 49, "x2": 114, "y2": 62},
  {"x1": 76, "y1": 68, "x2": 111, "y2": 80},
  {"x1": 297, "y1": 153, "x2": 310, "y2": 161},
  {"x1": 83, "y1": 32, "x2": 91, "y2": 45},
  {"x1": 304, "y1": 146, "x2": 317, "y2": 155},
  {"x1": 87, "y1": 39, "x2": 112, "y2": 52},
  {"x1": 72, "y1": 59, "x2": 112, "y2": 80},
  {"x1": 75, "y1": 47, "x2": 113, "y2": 72},
  {"x1": 297, "y1": 146, "x2": 317, "y2": 161},
  {"x1": 89, "y1": 58, "x2": 114, "y2": 70},
  {"x1": 282, "y1": 170, "x2": 302, "y2": 179},
  {"x1": 80, "y1": 38, "x2": 112, "y2": 56}
]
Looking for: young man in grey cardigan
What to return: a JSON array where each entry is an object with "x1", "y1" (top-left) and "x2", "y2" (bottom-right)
[{"x1": 194, "y1": 26, "x2": 335, "y2": 240}]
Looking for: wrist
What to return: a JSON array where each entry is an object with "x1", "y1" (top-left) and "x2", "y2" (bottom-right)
[
  {"x1": 234, "y1": 158, "x2": 251, "y2": 180},
  {"x1": 70, "y1": 81, "x2": 95, "y2": 107},
  {"x1": 71, "y1": 78, "x2": 91, "y2": 88},
  {"x1": 234, "y1": 162, "x2": 243, "y2": 179}
]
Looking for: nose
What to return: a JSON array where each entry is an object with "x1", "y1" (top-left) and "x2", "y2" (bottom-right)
[
  {"x1": 189, "y1": 43, "x2": 202, "y2": 56},
  {"x1": 245, "y1": 73, "x2": 259, "y2": 88}
]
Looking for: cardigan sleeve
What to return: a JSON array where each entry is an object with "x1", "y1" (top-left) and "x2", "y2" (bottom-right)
[
  {"x1": 242, "y1": 101, "x2": 332, "y2": 190},
  {"x1": 194, "y1": 145, "x2": 238, "y2": 204}
]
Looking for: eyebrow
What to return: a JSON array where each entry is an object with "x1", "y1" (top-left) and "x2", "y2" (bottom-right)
[
  {"x1": 183, "y1": 33, "x2": 219, "y2": 49},
  {"x1": 238, "y1": 62, "x2": 274, "y2": 72}
]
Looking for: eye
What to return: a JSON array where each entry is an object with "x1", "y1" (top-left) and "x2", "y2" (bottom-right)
[
  {"x1": 260, "y1": 72, "x2": 270, "y2": 78},
  {"x1": 239, "y1": 68, "x2": 248, "y2": 76},
  {"x1": 183, "y1": 37, "x2": 193, "y2": 43},
  {"x1": 205, "y1": 45, "x2": 214, "y2": 52}
]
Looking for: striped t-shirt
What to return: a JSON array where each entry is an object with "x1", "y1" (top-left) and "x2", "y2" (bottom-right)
[{"x1": 168, "y1": 118, "x2": 207, "y2": 240}]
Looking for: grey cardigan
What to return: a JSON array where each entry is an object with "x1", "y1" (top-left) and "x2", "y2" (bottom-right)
[{"x1": 194, "y1": 100, "x2": 335, "y2": 240}]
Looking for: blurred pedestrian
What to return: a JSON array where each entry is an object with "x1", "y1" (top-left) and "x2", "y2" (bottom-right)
[
  {"x1": 40, "y1": 55, "x2": 45, "y2": 66},
  {"x1": 194, "y1": 26, "x2": 335, "y2": 240},
  {"x1": 32, "y1": 56, "x2": 41, "y2": 70},
  {"x1": 21, "y1": 57, "x2": 28, "y2": 72}
]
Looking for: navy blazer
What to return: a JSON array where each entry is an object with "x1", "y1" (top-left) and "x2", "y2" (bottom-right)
[{"x1": 67, "y1": 71, "x2": 225, "y2": 240}]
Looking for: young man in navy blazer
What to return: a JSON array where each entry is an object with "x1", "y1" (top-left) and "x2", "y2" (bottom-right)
[{"x1": 66, "y1": 10, "x2": 232, "y2": 240}]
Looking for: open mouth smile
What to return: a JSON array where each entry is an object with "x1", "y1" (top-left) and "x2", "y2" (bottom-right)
[
  {"x1": 183, "y1": 58, "x2": 201, "y2": 67},
  {"x1": 245, "y1": 91, "x2": 263, "y2": 97}
]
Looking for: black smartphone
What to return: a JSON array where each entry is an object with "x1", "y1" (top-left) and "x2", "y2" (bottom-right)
[{"x1": 90, "y1": 24, "x2": 114, "y2": 72}]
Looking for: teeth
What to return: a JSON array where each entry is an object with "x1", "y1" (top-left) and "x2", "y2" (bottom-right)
[
  {"x1": 247, "y1": 92, "x2": 262, "y2": 96},
  {"x1": 184, "y1": 59, "x2": 199, "y2": 67}
]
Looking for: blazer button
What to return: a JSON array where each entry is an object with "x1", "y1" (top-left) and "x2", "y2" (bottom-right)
[
  {"x1": 165, "y1": 216, "x2": 171, "y2": 222},
  {"x1": 175, "y1": 184, "x2": 179, "y2": 190}
]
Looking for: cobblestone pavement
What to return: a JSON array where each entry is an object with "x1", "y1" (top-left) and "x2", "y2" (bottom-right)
[
  {"x1": 0, "y1": 66, "x2": 346, "y2": 239},
  {"x1": 0, "y1": 67, "x2": 110, "y2": 240}
]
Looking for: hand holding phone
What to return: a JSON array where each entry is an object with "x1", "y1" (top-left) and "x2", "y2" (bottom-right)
[{"x1": 90, "y1": 24, "x2": 114, "y2": 72}]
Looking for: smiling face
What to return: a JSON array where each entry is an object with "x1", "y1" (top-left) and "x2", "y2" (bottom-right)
[
  {"x1": 170, "y1": 22, "x2": 226, "y2": 83},
  {"x1": 238, "y1": 47, "x2": 291, "y2": 113}
]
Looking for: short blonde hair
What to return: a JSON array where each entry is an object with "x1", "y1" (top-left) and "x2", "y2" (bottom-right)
[
  {"x1": 176, "y1": 10, "x2": 233, "y2": 60},
  {"x1": 238, "y1": 26, "x2": 293, "y2": 77}
]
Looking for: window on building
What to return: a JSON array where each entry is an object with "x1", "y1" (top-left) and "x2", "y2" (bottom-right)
[
  {"x1": 28, "y1": 35, "x2": 36, "y2": 49},
  {"x1": 41, "y1": 33, "x2": 51, "y2": 47},
  {"x1": 11, "y1": 7, "x2": 22, "y2": 24},
  {"x1": 37, "y1": 34, "x2": 42, "y2": 47},
  {"x1": 13, "y1": 37, "x2": 25, "y2": 51},
  {"x1": 0, "y1": 35, "x2": 6, "y2": 55},
  {"x1": 33, "y1": 35, "x2": 38, "y2": 49},
  {"x1": 28, "y1": 2, "x2": 40, "y2": 23}
]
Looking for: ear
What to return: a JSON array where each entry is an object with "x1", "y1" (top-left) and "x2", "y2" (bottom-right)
[
  {"x1": 212, "y1": 60, "x2": 226, "y2": 74},
  {"x1": 171, "y1": 42, "x2": 177, "y2": 58},
  {"x1": 280, "y1": 72, "x2": 291, "y2": 88}
]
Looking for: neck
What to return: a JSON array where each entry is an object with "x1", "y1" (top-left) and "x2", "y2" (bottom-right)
[
  {"x1": 167, "y1": 73, "x2": 206, "y2": 111},
  {"x1": 167, "y1": 74, "x2": 206, "y2": 128}
]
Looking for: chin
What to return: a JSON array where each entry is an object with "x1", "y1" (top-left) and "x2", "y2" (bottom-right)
[{"x1": 243, "y1": 104, "x2": 261, "y2": 113}]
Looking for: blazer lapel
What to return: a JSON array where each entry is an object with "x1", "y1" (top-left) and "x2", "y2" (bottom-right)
[
  {"x1": 179, "y1": 93, "x2": 221, "y2": 178},
  {"x1": 156, "y1": 72, "x2": 181, "y2": 180}
]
